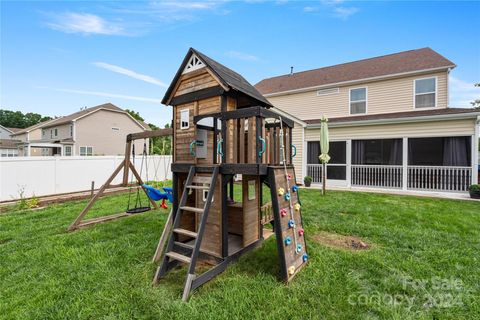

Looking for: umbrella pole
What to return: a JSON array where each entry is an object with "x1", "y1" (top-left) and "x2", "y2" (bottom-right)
[{"x1": 322, "y1": 162, "x2": 326, "y2": 195}]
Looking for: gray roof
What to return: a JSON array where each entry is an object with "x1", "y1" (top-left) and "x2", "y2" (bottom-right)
[
  {"x1": 162, "y1": 48, "x2": 272, "y2": 107},
  {"x1": 11, "y1": 103, "x2": 150, "y2": 135}
]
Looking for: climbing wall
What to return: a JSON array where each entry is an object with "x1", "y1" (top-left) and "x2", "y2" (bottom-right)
[{"x1": 268, "y1": 166, "x2": 308, "y2": 282}]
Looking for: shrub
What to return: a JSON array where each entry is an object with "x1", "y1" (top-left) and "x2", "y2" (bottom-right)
[
  {"x1": 468, "y1": 184, "x2": 480, "y2": 192},
  {"x1": 304, "y1": 176, "x2": 313, "y2": 184}
]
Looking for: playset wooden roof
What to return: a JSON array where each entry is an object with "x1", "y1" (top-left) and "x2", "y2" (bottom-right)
[{"x1": 162, "y1": 48, "x2": 273, "y2": 108}]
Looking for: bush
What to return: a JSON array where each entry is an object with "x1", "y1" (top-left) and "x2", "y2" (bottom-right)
[
  {"x1": 303, "y1": 176, "x2": 313, "y2": 184},
  {"x1": 468, "y1": 184, "x2": 480, "y2": 192}
]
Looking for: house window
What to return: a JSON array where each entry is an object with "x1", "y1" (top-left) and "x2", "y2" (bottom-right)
[
  {"x1": 70, "y1": 125, "x2": 73, "y2": 137},
  {"x1": 180, "y1": 109, "x2": 189, "y2": 129},
  {"x1": 42, "y1": 148, "x2": 50, "y2": 156},
  {"x1": 112, "y1": 127, "x2": 119, "y2": 131},
  {"x1": 64, "y1": 146, "x2": 72, "y2": 156},
  {"x1": 415, "y1": 77, "x2": 436, "y2": 108},
  {"x1": 54, "y1": 128, "x2": 58, "y2": 137},
  {"x1": 42, "y1": 129, "x2": 46, "y2": 137},
  {"x1": 350, "y1": 87, "x2": 367, "y2": 114},
  {"x1": 80, "y1": 146, "x2": 93, "y2": 156},
  {"x1": 50, "y1": 129, "x2": 53, "y2": 139}
]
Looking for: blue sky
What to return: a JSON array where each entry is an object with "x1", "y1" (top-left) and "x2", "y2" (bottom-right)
[{"x1": 1, "y1": 1, "x2": 479, "y2": 126}]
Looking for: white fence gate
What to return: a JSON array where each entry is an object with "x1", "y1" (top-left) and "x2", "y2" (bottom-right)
[{"x1": 0, "y1": 156, "x2": 172, "y2": 201}]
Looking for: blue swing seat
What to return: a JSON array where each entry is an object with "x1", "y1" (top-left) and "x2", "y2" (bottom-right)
[{"x1": 142, "y1": 185, "x2": 173, "y2": 202}]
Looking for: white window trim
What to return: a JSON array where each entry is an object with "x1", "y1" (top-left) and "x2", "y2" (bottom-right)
[
  {"x1": 413, "y1": 76, "x2": 437, "y2": 109},
  {"x1": 79, "y1": 146, "x2": 93, "y2": 156},
  {"x1": 180, "y1": 109, "x2": 190, "y2": 130},
  {"x1": 64, "y1": 145, "x2": 72, "y2": 156},
  {"x1": 349, "y1": 87, "x2": 368, "y2": 115}
]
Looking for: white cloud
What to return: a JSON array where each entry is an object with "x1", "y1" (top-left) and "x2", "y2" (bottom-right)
[
  {"x1": 332, "y1": 6, "x2": 359, "y2": 20},
  {"x1": 47, "y1": 12, "x2": 126, "y2": 35},
  {"x1": 303, "y1": 6, "x2": 319, "y2": 13},
  {"x1": 36, "y1": 86, "x2": 162, "y2": 103},
  {"x1": 226, "y1": 50, "x2": 259, "y2": 61},
  {"x1": 92, "y1": 62, "x2": 167, "y2": 87},
  {"x1": 449, "y1": 76, "x2": 479, "y2": 107},
  {"x1": 157, "y1": 1, "x2": 219, "y2": 10}
]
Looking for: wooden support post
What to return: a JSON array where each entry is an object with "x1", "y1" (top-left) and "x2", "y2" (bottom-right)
[
  {"x1": 152, "y1": 208, "x2": 174, "y2": 263},
  {"x1": 122, "y1": 141, "x2": 132, "y2": 186},
  {"x1": 69, "y1": 160, "x2": 126, "y2": 231}
]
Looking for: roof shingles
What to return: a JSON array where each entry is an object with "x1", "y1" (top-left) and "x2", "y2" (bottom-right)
[{"x1": 255, "y1": 48, "x2": 455, "y2": 95}]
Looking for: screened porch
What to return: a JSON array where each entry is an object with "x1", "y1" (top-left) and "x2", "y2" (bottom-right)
[{"x1": 306, "y1": 136, "x2": 474, "y2": 192}]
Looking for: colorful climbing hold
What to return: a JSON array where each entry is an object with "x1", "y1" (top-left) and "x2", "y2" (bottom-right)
[
  {"x1": 298, "y1": 228, "x2": 304, "y2": 236},
  {"x1": 296, "y1": 244, "x2": 302, "y2": 253},
  {"x1": 292, "y1": 185, "x2": 299, "y2": 193},
  {"x1": 284, "y1": 236, "x2": 292, "y2": 246},
  {"x1": 288, "y1": 219, "x2": 295, "y2": 228},
  {"x1": 284, "y1": 192, "x2": 291, "y2": 201},
  {"x1": 277, "y1": 187, "x2": 285, "y2": 196},
  {"x1": 294, "y1": 203, "x2": 301, "y2": 211},
  {"x1": 288, "y1": 266, "x2": 295, "y2": 275},
  {"x1": 287, "y1": 174, "x2": 292, "y2": 181},
  {"x1": 302, "y1": 254, "x2": 308, "y2": 262},
  {"x1": 280, "y1": 208, "x2": 288, "y2": 217}
]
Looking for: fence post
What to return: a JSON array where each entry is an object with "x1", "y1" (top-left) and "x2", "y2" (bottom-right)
[{"x1": 402, "y1": 137, "x2": 408, "y2": 190}]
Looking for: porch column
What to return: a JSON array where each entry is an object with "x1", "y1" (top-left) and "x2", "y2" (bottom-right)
[
  {"x1": 27, "y1": 145, "x2": 31, "y2": 157},
  {"x1": 472, "y1": 118, "x2": 479, "y2": 184},
  {"x1": 346, "y1": 139, "x2": 352, "y2": 188},
  {"x1": 402, "y1": 137, "x2": 408, "y2": 190}
]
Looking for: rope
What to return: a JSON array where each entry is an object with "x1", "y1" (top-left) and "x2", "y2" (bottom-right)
[{"x1": 279, "y1": 116, "x2": 299, "y2": 253}]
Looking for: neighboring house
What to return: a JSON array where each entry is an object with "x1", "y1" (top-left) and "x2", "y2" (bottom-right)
[
  {"x1": 0, "y1": 139, "x2": 21, "y2": 157},
  {"x1": 255, "y1": 47, "x2": 480, "y2": 193},
  {"x1": 0, "y1": 125, "x2": 21, "y2": 139},
  {"x1": 10, "y1": 103, "x2": 150, "y2": 156}
]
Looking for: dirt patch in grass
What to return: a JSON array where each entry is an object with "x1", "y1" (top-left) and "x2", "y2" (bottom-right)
[{"x1": 313, "y1": 231, "x2": 371, "y2": 251}]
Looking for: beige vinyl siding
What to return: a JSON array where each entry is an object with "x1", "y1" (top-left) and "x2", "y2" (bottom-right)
[
  {"x1": 304, "y1": 119, "x2": 475, "y2": 141},
  {"x1": 291, "y1": 122, "x2": 304, "y2": 184},
  {"x1": 267, "y1": 72, "x2": 448, "y2": 120},
  {"x1": 75, "y1": 110, "x2": 147, "y2": 156},
  {"x1": 41, "y1": 123, "x2": 72, "y2": 140}
]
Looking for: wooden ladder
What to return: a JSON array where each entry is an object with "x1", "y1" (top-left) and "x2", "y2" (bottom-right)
[{"x1": 153, "y1": 165, "x2": 219, "y2": 301}]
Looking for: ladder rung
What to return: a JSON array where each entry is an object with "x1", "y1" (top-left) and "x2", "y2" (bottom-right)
[
  {"x1": 192, "y1": 176, "x2": 212, "y2": 184},
  {"x1": 173, "y1": 228, "x2": 198, "y2": 238},
  {"x1": 186, "y1": 185, "x2": 209, "y2": 190},
  {"x1": 180, "y1": 206, "x2": 204, "y2": 214},
  {"x1": 166, "y1": 252, "x2": 191, "y2": 264}
]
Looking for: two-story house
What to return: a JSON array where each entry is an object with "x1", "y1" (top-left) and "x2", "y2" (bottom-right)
[
  {"x1": 11, "y1": 103, "x2": 150, "y2": 156},
  {"x1": 0, "y1": 125, "x2": 21, "y2": 157},
  {"x1": 255, "y1": 48, "x2": 480, "y2": 193}
]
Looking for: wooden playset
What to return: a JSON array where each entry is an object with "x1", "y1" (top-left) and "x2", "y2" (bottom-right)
[{"x1": 152, "y1": 48, "x2": 309, "y2": 300}]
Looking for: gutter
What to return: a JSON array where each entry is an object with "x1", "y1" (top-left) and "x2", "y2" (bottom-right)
[
  {"x1": 263, "y1": 66, "x2": 455, "y2": 98},
  {"x1": 306, "y1": 111, "x2": 480, "y2": 129}
]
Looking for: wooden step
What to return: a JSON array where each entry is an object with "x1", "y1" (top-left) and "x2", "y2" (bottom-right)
[
  {"x1": 180, "y1": 206, "x2": 204, "y2": 214},
  {"x1": 186, "y1": 185, "x2": 209, "y2": 190},
  {"x1": 173, "y1": 228, "x2": 198, "y2": 238},
  {"x1": 192, "y1": 176, "x2": 212, "y2": 184},
  {"x1": 166, "y1": 251, "x2": 191, "y2": 264}
]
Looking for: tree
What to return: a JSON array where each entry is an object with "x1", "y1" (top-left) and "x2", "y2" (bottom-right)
[
  {"x1": 471, "y1": 83, "x2": 480, "y2": 109},
  {"x1": 126, "y1": 109, "x2": 145, "y2": 122},
  {"x1": 0, "y1": 109, "x2": 52, "y2": 128}
]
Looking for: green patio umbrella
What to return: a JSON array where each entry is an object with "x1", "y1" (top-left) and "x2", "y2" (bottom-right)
[{"x1": 319, "y1": 116, "x2": 330, "y2": 195}]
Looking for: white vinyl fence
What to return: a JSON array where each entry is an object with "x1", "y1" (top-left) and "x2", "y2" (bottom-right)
[{"x1": 0, "y1": 155, "x2": 172, "y2": 201}]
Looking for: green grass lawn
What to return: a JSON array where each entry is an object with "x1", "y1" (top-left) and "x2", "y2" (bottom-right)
[{"x1": 1, "y1": 189, "x2": 479, "y2": 319}]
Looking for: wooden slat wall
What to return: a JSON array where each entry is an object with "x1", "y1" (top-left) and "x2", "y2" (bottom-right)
[
  {"x1": 174, "y1": 70, "x2": 218, "y2": 97},
  {"x1": 195, "y1": 173, "x2": 223, "y2": 257},
  {"x1": 242, "y1": 176, "x2": 260, "y2": 246}
]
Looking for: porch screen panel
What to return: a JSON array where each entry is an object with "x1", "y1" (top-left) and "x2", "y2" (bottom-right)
[
  {"x1": 408, "y1": 137, "x2": 471, "y2": 166},
  {"x1": 352, "y1": 139, "x2": 402, "y2": 165},
  {"x1": 307, "y1": 141, "x2": 320, "y2": 164}
]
